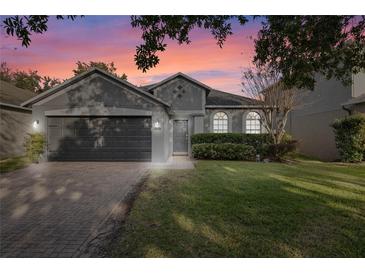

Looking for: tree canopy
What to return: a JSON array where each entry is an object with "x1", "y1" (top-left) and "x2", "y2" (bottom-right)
[
  {"x1": 3, "y1": 16, "x2": 81, "y2": 47},
  {"x1": 131, "y1": 15, "x2": 365, "y2": 89},
  {"x1": 2, "y1": 15, "x2": 365, "y2": 90},
  {"x1": 254, "y1": 16, "x2": 365, "y2": 89},
  {"x1": 130, "y1": 16, "x2": 248, "y2": 72},
  {"x1": 0, "y1": 61, "x2": 127, "y2": 93},
  {"x1": 0, "y1": 62, "x2": 60, "y2": 93},
  {"x1": 72, "y1": 61, "x2": 128, "y2": 80}
]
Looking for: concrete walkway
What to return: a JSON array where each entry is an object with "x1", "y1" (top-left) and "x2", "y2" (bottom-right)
[
  {"x1": 150, "y1": 156, "x2": 195, "y2": 170},
  {"x1": 0, "y1": 162, "x2": 149, "y2": 257}
]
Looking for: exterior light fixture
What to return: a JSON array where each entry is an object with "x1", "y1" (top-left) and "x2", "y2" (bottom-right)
[
  {"x1": 153, "y1": 121, "x2": 161, "y2": 130},
  {"x1": 33, "y1": 120, "x2": 39, "y2": 129}
]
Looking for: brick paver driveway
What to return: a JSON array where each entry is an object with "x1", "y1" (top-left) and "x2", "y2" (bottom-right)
[{"x1": 0, "y1": 162, "x2": 149, "y2": 257}]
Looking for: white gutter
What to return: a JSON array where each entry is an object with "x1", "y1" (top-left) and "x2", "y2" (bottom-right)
[{"x1": 0, "y1": 102, "x2": 32, "y2": 112}]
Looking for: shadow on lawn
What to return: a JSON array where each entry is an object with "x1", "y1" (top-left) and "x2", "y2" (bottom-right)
[{"x1": 113, "y1": 162, "x2": 365, "y2": 258}]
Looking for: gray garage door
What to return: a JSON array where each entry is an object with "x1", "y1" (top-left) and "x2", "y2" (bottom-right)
[{"x1": 47, "y1": 116, "x2": 151, "y2": 161}]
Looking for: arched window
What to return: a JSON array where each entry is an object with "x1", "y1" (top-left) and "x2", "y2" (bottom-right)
[
  {"x1": 213, "y1": 112, "x2": 228, "y2": 133},
  {"x1": 246, "y1": 112, "x2": 261, "y2": 134}
]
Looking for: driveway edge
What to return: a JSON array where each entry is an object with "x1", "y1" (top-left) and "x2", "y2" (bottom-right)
[{"x1": 74, "y1": 169, "x2": 151, "y2": 257}]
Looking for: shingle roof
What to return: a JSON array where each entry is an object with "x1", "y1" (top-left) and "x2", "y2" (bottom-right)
[
  {"x1": 0, "y1": 80, "x2": 35, "y2": 106},
  {"x1": 206, "y1": 89, "x2": 258, "y2": 106}
]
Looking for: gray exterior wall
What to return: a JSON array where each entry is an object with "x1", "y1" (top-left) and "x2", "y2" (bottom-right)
[
  {"x1": 31, "y1": 73, "x2": 170, "y2": 162},
  {"x1": 194, "y1": 116, "x2": 204, "y2": 133},
  {"x1": 287, "y1": 75, "x2": 353, "y2": 161},
  {"x1": 203, "y1": 108, "x2": 265, "y2": 133},
  {"x1": 153, "y1": 76, "x2": 206, "y2": 112},
  {"x1": 151, "y1": 76, "x2": 207, "y2": 157},
  {"x1": 0, "y1": 106, "x2": 32, "y2": 159}
]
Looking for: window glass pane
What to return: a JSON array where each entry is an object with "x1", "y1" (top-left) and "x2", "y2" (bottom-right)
[
  {"x1": 213, "y1": 112, "x2": 228, "y2": 133},
  {"x1": 245, "y1": 111, "x2": 261, "y2": 134}
]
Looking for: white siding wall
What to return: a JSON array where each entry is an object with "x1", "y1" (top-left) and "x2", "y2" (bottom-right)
[{"x1": 352, "y1": 72, "x2": 365, "y2": 97}]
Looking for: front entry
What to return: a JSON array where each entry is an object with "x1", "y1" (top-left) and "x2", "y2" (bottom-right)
[{"x1": 173, "y1": 120, "x2": 188, "y2": 155}]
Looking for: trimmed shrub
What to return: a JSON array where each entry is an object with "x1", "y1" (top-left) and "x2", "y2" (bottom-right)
[
  {"x1": 332, "y1": 114, "x2": 365, "y2": 162},
  {"x1": 192, "y1": 133, "x2": 245, "y2": 144},
  {"x1": 24, "y1": 133, "x2": 46, "y2": 163},
  {"x1": 192, "y1": 143, "x2": 256, "y2": 160},
  {"x1": 263, "y1": 140, "x2": 298, "y2": 161},
  {"x1": 191, "y1": 133, "x2": 272, "y2": 155}
]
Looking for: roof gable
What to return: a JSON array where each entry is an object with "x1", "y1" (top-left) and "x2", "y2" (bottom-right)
[
  {"x1": 21, "y1": 68, "x2": 170, "y2": 107},
  {"x1": 146, "y1": 72, "x2": 212, "y2": 93}
]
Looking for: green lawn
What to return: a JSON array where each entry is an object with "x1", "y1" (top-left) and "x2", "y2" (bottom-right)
[
  {"x1": 112, "y1": 159, "x2": 365, "y2": 257},
  {"x1": 0, "y1": 156, "x2": 30, "y2": 173}
]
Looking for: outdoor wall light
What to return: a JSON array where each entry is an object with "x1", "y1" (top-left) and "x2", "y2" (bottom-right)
[
  {"x1": 153, "y1": 121, "x2": 161, "y2": 130},
  {"x1": 33, "y1": 120, "x2": 39, "y2": 129}
]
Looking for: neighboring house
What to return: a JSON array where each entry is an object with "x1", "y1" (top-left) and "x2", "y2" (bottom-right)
[
  {"x1": 0, "y1": 80, "x2": 34, "y2": 159},
  {"x1": 287, "y1": 73, "x2": 365, "y2": 161},
  {"x1": 21, "y1": 68, "x2": 263, "y2": 162}
]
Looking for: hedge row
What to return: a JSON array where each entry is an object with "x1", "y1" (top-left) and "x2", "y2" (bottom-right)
[
  {"x1": 192, "y1": 143, "x2": 256, "y2": 160},
  {"x1": 191, "y1": 133, "x2": 272, "y2": 154},
  {"x1": 332, "y1": 114, "x2": 365, "y2": 162}
]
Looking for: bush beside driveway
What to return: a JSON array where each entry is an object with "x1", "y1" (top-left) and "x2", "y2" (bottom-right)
[
  {"x1": 0, "y1": 156, "x2": 30, "y2": 173},
  {"x1": 112, "y1": 160, "x2": 365, "y2": 257}
]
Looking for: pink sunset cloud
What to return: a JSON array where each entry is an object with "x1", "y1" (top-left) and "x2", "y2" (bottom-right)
[{"x1": 0, "y1": 16, "x2": 262, "y2": 94}]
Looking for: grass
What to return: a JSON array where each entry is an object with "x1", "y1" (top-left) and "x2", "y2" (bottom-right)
[
  {"x1": 112, "y1": 159, "x2": 365, "y2": 257},
  {"x1": 0, "y1": 156, "x2": 30, "y2": 173}
]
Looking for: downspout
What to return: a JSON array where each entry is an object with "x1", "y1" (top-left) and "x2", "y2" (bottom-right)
[{"x1": 342, "y1": 105, "x2": 352, "y2": 116}]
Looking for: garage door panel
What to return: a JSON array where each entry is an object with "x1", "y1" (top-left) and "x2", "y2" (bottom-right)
[
  {"x1": 56, "y1": 137, "x2": 151, "y2": 147},
  {"x1": 99, "y1": 129, "x2": 151, "y2": 137},
  {"x1": 47, "y1": 117, "x2": 152, "y2": 161},
  {"x1": 59, "y1": 144, "x2": 152, "y2": 151}
]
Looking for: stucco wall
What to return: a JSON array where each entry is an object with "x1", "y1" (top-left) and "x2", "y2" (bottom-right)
[
  {"x1": 287, "y1": 75, "x2": 353, "y2": 161},
  {"x1": 0, "y1": 107, "x2": 32, "y2": 159},
  {"x1": 153, "y1": 76, "x2": 206, "y2": 112},
  {"x1": 203, "y1": 108, "x2": 265, "y2": 133},
  {"x1": 31, "y1": 73, "x2": 170, "y2": 162},
  {"x1": 34, "y1": 74, "x2": 156, "y2": 110},
  {"x1": 287, "y1": 108, "x2": 347, "y2": 161}
]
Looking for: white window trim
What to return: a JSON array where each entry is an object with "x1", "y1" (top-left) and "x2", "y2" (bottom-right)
[
  {"x1": 245, "y1": 111, "x2": 262, "y2": 134},
  {"x1": 213, "y1": 111, "x2": 229, "y2": 133}
]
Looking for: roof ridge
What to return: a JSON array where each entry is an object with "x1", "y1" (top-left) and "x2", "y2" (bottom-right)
[{"x1": 145, "y1": 72, "x2": 212, "y2": 91}]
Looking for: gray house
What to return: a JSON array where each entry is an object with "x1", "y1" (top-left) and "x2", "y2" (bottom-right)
[{"x1": 22, "y1": 68, "x2": 263, "y2": 162}]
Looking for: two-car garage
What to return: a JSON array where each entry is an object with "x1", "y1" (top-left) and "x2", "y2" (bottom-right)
[
  {"x1": 47, "y1": 116, "x2": 152, "y2": 161},
  {"x1": 22, "y1": 68, "x2": 171, "y2": 163}
]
